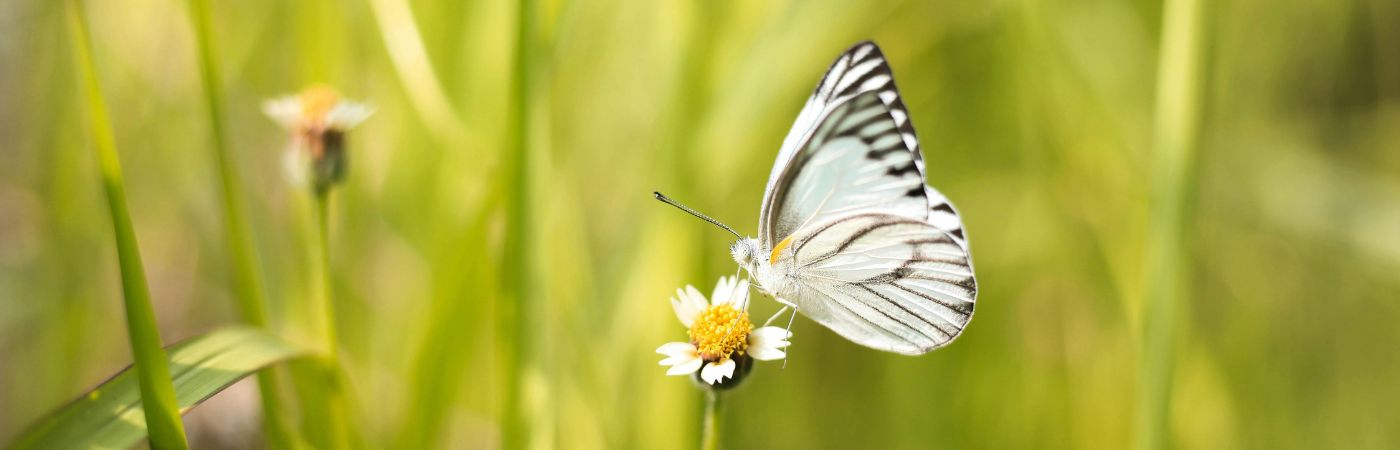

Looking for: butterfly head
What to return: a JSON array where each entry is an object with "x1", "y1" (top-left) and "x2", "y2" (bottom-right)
[{"x1": 730, "y1": 237, "x2": 761, "y2": 269}]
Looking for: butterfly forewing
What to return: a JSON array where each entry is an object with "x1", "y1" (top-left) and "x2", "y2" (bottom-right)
[
  {"x1": 765, "y1": 91, "x2": 930, "y2": 245},
  {"x1": 762, "y1": 42, "x2": 915, "y2": 244}
]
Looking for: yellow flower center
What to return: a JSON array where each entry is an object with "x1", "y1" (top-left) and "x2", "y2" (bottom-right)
[
  {"x1": 299, "y1": 85, "x2": 341, "y2": 124},
  {"x1": 689, "y1": 303, "x2": 753, "y2": 361}
]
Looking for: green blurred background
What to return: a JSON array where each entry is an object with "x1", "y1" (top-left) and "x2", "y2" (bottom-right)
[{"x1": 2, "y1": 0, "x2": 1399, "y2": 448}]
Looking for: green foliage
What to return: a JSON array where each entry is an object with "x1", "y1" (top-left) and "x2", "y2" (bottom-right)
[
  {"x1": 6, "y1": 327, "x2": 306, "y2": 450},
  {"x1": 1137, "y1": 0, "x2": 1205, "y2": 447},
  {"x1": 64, "y1": 1, "x2": 189, "y2": 447},
  {"x1": 185, "y1": 0, "x2": 294, "y2": 446}
]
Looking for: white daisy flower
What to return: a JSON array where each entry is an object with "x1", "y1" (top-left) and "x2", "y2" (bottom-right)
[
  {"x1": 263, "y1": 85, "x2": 374, "y2": 193},
  {"x1": 656, "y1": 276, "x2": 793, "y2": 387}
]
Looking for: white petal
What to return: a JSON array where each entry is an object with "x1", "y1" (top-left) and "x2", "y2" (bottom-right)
[
  {"x1": 748, "y1": 327, "x2": 792, "y2": 361},
  {"x1": 656, "y1": 342, "x2": 697, "y2": 358},
  {"x1": 666, "y1": 357, "x2": 703, "y2": 376},
  {"x1": 750, "y1": 326, "x2": 792, "y2": 346},
  {"x1": 732, "y1": 279, "x2": 751, "y2": 309},
  {"x1": 657, "y1": 342, "x2": 702, "y2": 375},
  {"x1": 325, "y1": 101, "x2": 375, "y2": 130},
  {"x1": 711, "y1": 276, "x2": 739, "y2": 306},
  {"x1": 262, "y1": 97, "x2": 303, "y2": 130},
  {"x1": 700, "y1": 359, "x2": 737, "y2": 384},
  {"x1": 710, "y1": 276, "x2": 733, "y2": 306},
  {"x1": 749, "y1": 346, "x2": 786, "y2": 361},
  {"x1": 670, "y1": 292, "x2": 700, "y2": 327},
  {"x1": 282, "y1": 148, "x2": 309, "y2": 187},
  {"x1": 683, "y1": 285, "x2": 708, "y2": 309}
]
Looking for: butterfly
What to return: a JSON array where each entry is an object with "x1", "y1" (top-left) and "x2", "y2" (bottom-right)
[{"x1": 657, "y1": 41, "x2": 976, "y2": 355}]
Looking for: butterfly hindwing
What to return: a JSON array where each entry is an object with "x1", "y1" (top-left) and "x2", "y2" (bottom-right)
[{"x1": 783, "y1": 213, "x2": 975, "y2": 354}]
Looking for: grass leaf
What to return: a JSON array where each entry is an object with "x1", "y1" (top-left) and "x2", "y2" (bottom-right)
[
  {"x1": 65, "y1": 1, "x2": 189, "y2": 447},
  {"x1": 184, "y1": 0, "x2": 295, "y2": 447},
  {"x1": 7, "y1": 327, "x2": 308, "y2": 450},
  {"x1": 1136, "y1": 0, "x2": 1206, "y2": 448}
]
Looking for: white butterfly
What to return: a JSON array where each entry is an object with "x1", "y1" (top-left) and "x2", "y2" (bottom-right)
[{"x1": 658, "y1": 41, "x2": 976, "y2": 355}]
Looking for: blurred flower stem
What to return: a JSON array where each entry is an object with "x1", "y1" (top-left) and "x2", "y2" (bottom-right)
[
  {"x1": 501, "y1": 0, "x2": 536, "y2": 447},
  {"x1": 185, "y1": 0, "x2": 293, "y2": 447},
  {"x1": 304, "y1": 189, "x2": 354, "y2": 450},
  {"x1": 311, "y1": 193, "x2": 339, "y2": 365},
  {"x1": 64, "y1": 1, "x2": 189, "y2": 448},
  {"x1": 1137, "y1": 0, "x2": 1204, "y2": 447},
  {"x1": 701, "y1": 390, "x2": 723, "y2": 450}
]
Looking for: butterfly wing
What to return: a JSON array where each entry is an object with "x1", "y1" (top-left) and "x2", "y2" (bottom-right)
[
  {"x1": 755, "y1": 41, "x2": 977, "y2": 354},
  {"x1": 782, "y1": 213, "x2": 975, "y2": 354},
  {"x1": 763, "y1": 90, "x2": 930, "y2": 248},
  {"x1": 758, "y1": 41, "x2": 969, "y2": 251}
]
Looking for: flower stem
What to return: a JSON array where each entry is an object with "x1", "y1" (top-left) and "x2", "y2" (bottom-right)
[
  {"x1": 1136, "y1": 0, "x2": 1204, "y2": 448},
  {"x1": 701, "y1": 390, "x2": 724, "y2": 450},
  {"x1": 283, "y1": 190, "x2": 354, "y2": 450},
  {"x1": 304, "y1": 190, "x2": 354, "y2": 450},
  {"x1": 65, "y1": 1, "x2": 188, "y2": 448},
  {"x1": 313, "y1": 192, "x2": 339, "y2": 361},
  {"x1": 185, "y1": 0, "x2": 292, "y2": 446}
]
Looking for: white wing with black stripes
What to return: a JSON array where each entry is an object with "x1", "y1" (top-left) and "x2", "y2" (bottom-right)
[
  {"x1": 763, "y1": 91, "x2": 929, "y2": 245},
  {"x1": 759, "y1": 41, "x2": 969, "y2": 251},
  {"x1": 778, "y1": 214, "x2": 975, "y2": 354},
  {"x1": 755, "y1": 41, "x2": 976, "y2": 354}
]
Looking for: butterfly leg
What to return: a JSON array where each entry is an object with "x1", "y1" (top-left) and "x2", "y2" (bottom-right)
[{"x1": 763, "y1": 305, "x2": 789, "y2": 327}]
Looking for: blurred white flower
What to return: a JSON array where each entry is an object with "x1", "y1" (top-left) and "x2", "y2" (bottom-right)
[
  {"x1": 263, "y1": 85, "x2": 374, "y2": 193},
  {"x1": 656, "y1": 276, "x2": 792, "y2": 387}
]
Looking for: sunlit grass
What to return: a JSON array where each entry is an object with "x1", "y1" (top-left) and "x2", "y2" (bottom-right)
[
  {"x1": 64, "y1": 1, "x2": 188, "y2": 448},
  {"x1": 184, "y1": 0, "x2": 294, "y2": 446},
  {"x1": 1137, "y1": 0, "x2": 1205, "y2": 448},
  {"x1": 8, "y1": 327, "x2": 305, "y2": 450},
  {"x1": 500, "y1": 0, "x2": 537, "y2": 446}
]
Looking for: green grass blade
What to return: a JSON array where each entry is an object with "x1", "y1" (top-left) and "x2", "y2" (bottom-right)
[
  {"x1": 366, "y1": 0, "x2": 467, "y2": 144},
  {"x1": 501, "y1": 0, "x2": 536, "y2": 448},
  {"x1": 184, "y1": 0, "x2": 294, "y2": 447},
  {"x1": 1136, "y1": 0, "x2": 1205, "y2": 448},
  {"x1": 187, "y1": 0, "x2": 269, "y2": 329},
  {"x1": 7, "y1": 327, "x2": 308, "y2": 450},
  {"x1": 65, "y1": 1, "x2": 189, "y2": 448}
]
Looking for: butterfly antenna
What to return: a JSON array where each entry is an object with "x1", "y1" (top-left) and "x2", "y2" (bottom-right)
[{"x1": 653, "y1": 191, "x2": 742, "y2": 238}]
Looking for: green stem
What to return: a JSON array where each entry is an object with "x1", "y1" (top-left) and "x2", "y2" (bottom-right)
[
  {"x1": 184, "y1": 0, "x2": 292, "y2": 446},
  {"x1": 501, "y1": 0, "x2": 535, "y2": 447},
  {"x1": 701, "y1": 390, "x2": 723, "y2": 450},
  {"x1": 313, "y1": 193, "x2": 339, "y2": 361},
  {"x1": 304, "y1": 191, "x2": 353, "y2": 450},
  {"x1": 65, "y1": 2, "x2": 189, "y2": 449},
  {"x1": 1136, "y1": 0, "x2": 1204, "y2": 448}
]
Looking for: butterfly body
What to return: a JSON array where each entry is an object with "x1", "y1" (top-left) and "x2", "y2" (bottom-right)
[{"x1": 730, "y1": 237, "x2": 793, "y2": 301}]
